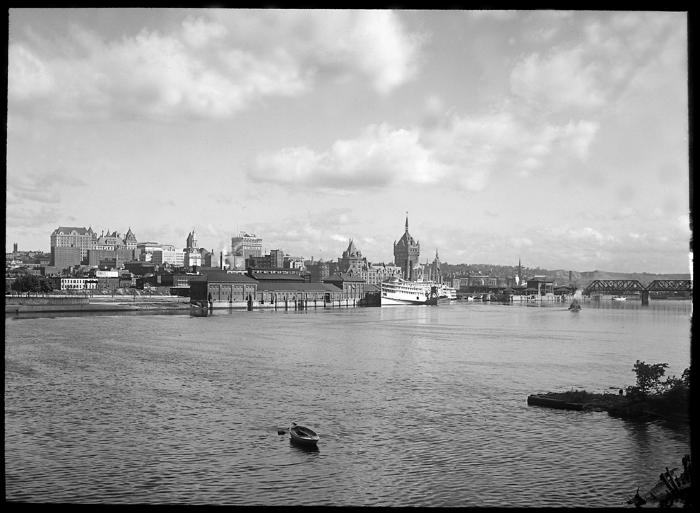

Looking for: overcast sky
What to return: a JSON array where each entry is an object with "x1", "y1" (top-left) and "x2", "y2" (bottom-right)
[{"x1": 6, "y1": 9, "x2": 690, "y2": 273}]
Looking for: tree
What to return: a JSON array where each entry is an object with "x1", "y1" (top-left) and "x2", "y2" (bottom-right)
[
  {"x1": 10, "y1": 274, "x2": 53, "y2": 293},
  {"x1": 629, "y1": 360, "x2": 669, "y2": 396}
]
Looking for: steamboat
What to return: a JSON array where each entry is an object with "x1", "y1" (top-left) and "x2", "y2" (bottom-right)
[{"x1": 381, "y1": 277, "x2": 439, "y2": 306}]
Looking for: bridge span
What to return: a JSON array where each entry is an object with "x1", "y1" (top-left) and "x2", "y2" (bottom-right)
[{"x1": 583, "y1": 279, "x2": 692, "y2": 305}]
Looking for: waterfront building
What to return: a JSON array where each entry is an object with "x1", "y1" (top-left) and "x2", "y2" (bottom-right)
[
  {"x1": 323, "y1": 272, "x2": 371, "y2": 300},
  {"x1": 393, "y1": 215, "x2": 420, "y2": 281},
  {"x1": 190, "y1": 270, "x2": 259, "y2": 305},
  {"x1": 50, "y1": 226, "x2": 96, "y2": 262},
  {"x1": 56, "y1": 277, "x2": 98, "y2": 290},
  {"x1": 191, "y1": 268, "x2": 347, "y2": 309},
  {"x1": 247, "y1": 269, "x2": 305, "y2": 282},
  {"x1": 231, "y1": 232, "x2": 263, "y2": 260},
  {"x1": 526, "y1": 275, "x2": 555, "y2": 300},
  {"x1": 254, "y1": 281, "x2": 345, "y2": 307}
]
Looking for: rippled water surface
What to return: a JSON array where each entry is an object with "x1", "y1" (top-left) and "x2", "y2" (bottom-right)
[{"x1": 5, "y1": 300, "x2": 691, "y2": 506}]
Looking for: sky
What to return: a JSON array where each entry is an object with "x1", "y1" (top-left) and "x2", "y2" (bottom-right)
[{"x1": 6, "y1": 9, "x2": 691, "y2": 274}]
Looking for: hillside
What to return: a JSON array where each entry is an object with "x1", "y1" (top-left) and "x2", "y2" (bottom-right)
[{"x1": 440, "y1": 263, "x2": 690, "y2": 287}]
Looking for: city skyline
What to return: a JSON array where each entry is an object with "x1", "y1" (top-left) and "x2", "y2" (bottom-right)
[{"x1": 6, "y1": 9, "x2": 691, "y2": 274}]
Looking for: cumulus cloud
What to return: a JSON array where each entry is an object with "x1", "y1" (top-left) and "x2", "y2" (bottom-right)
[
  {"x1": 253, "y1": 123, "x2": 446, "y2": 190},
  {"x1": 251, "y1": 110, "x2": 598, "y2": 192},
  {"x1": 8, "y1": 10, "x2": 422, "y2": 119}
]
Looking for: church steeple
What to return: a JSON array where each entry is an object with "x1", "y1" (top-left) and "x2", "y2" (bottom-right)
[{"x1": 405, "y1": 212, "x2": 409, "y2": 234}]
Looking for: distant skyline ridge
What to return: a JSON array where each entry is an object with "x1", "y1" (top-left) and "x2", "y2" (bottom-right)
[{"x1": 6, "y1": 10, "x2": 690, "y2": 274}]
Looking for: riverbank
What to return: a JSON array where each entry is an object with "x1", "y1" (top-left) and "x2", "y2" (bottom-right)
[
  {"x1": 5, "y1": 295, "x2": 190, "y2": 314},
  {"x1": 527, "y1": 390, "x2": 689, "y2": 423}
]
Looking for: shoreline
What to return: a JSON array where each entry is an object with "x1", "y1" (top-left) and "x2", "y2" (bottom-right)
[
  {"x1": 6, "y1": 295, "x2": 191, "y2": 314},
  {"x1": 527, "y1": 391, "x2": 689, "y2": 424}
]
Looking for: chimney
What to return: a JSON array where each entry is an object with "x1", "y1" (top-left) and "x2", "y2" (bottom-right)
[{"x1": 220, "y1": 251, "x2": 223, "y2": 269}]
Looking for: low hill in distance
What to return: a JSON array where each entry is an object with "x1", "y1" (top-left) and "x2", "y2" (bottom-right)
[{"x1": 440, "y1": 263, "x2": 690, "y2": 287}]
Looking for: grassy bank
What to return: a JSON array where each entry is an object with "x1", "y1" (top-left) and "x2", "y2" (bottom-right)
[{"x1": 529, "y1": 361, "x2": 690, "y2": 424}]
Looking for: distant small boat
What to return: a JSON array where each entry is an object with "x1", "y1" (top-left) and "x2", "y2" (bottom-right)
[
  {"x1": 189, "y1": 301, "x2": 209, "y2": 317},
  {"x1": 568, "y1": 299, "x2": 582, "y2": 311},
  {"x1": 289, "y1": 422, "x2": 319, "y2": 447}
]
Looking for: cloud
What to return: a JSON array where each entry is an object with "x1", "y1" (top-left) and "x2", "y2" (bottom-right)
[
  {"x1": 509, "y1": 12, "x2": 684, "y2": 113},
  {"x1": 510, "y1": 47, "x2": 604, "y2": 110},
  {"x1": 251, "y1": 110, "x2": 598, "y2": 192},
  {"x1": 252, "y1": 123, "x2": 446, "y2": 190},
  {"x1": 7, "y1": 171, "x2": 86, "y2": 206},
  {"x1": 8, "y1": 10, "x2": 422, "y2": 120}
]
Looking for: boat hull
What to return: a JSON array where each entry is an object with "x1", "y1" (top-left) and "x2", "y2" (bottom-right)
[
  {"x1": 381, "y1": 296, "x2": 434, "y2": 306},
  {"x1": 289, "y1": 425, "x2": 319, "y2": 447}
]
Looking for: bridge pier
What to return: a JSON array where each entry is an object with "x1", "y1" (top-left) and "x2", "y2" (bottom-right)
[{"x1": 641, "y1": 290, "x2": 649, "y2": 306}]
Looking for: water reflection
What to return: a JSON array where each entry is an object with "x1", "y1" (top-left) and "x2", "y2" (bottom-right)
[{"x1": 289, "y1": 441, "x2": 320, "y2": 453}]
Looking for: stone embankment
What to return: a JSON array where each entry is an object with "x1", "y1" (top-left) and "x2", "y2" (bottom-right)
[{"x1": 6, "y1": 295, "x2": 190, "y2": 314}]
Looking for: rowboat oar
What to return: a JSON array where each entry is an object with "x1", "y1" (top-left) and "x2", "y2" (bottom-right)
[{"x1": 278, "y1": 422, "x2": 295, "y2": 435}]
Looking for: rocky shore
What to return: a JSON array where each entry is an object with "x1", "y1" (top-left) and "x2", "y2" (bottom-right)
[{"x1": 527, "y1": 390, "x2": 689, "y2": 423}]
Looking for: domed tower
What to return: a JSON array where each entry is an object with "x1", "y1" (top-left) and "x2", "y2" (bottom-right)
[{"x1": 393, "y1": 214, "x2": 420, "y2": 280}]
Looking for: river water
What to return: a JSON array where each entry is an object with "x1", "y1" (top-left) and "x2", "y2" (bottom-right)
[{"x1": 5, "y1": 300, "x2": 691, "y2": 506}]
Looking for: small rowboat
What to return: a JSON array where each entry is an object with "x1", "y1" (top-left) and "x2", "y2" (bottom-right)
[{"x1": 289, "y1": 422, "x2": 319, "y2": 447}]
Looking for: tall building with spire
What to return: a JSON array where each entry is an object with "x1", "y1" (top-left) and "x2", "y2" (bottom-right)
[
  {"x1": 186, "y1": 229, "x2": 198, "y2": 250},
  {"x1": 426, "y1": 249, "x2": 442, "y2": 283},
  {"x1": 393, "y1": 214, "x2": 420, "y2": 281},
  {"x1": 185, "y1": 228, "x2": 201, "y2": 269}
]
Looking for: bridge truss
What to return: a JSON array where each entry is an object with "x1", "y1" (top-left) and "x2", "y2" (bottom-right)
[
  {"x1": 584, "y1": 280, "x2": 646, "y2": 294},
  {"x1": 584, "y1": 279, "x2": 692, "y2": 294}
]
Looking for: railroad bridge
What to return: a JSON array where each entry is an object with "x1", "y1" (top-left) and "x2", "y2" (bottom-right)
[{"x1": 583, "y1": 279, "x2": 692, "y2": 305}]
